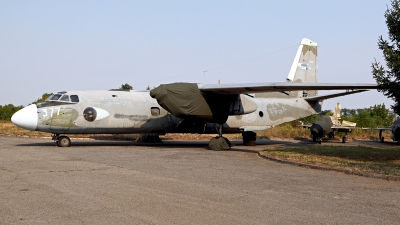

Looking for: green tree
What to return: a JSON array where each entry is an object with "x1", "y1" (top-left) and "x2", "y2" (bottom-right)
[
  {"x1": 372, "y1": 0, "x2": 400, "y2": 115},
  {"x1": 31, "y1": 93, "x2": 52, "y2": 104},
  {"x1": 0, "y1": 104, "x2": 23, "y2": 121},
  {"x1": 369, "y1": 103, "x2": 393, "y2": 126},
  {"x1": 120, "y1": 83, "x2": 133, "y2": 90}
]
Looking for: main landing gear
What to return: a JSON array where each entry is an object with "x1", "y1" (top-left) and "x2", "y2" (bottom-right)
[
  {"x1": 342, "y1": 131, "x2": 349, "y2": 143},
  {"x1": 242, "y1": 131, "x2": 257, "y2": 146},
  {"x1": 52, "y1": 134, "x2": 71, "y2": 147},
  {"x1": 379, "y1": 129, "x2": 385, "y2": 143}
]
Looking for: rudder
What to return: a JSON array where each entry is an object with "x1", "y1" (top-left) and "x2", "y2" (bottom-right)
[
  {"x1": 256, "y1": 38, "x2": 318, "y2": 99},
  {"x1": 287, "y1": 38, "x2": 318, "y2": 98}
]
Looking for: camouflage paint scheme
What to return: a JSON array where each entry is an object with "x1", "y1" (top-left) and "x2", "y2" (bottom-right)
[
  {"x1": 11, "y1": 38, "x2": 378, "y2": 145},
  {"x1": 31, "y1": 90, "x2": 320, "y2": 135}
]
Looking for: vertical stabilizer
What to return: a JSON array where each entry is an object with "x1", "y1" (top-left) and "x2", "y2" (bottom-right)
[
  {"x1": 255, "y1": 38, "x2": 318, "y2": 99},
  {"x1": 330, "y1": 102, "x2": 342, "y2": 126},
  {"x1": 333, "y1": 102, "x2": 341, "y2": 120},
  {"x1": 286, "y1": 38, "x2": 318, "y2": 97}
]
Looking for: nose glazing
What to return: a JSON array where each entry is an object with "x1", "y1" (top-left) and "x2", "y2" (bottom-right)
[{"x1": 11, "y1": 104, "x2": 38, "y2": 131}]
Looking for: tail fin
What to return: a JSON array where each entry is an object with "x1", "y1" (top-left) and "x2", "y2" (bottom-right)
[
  {"x1": 330, "y1": 102, "x2": 341, "y2": 126},
  {"x1": 255, "y1": 38, "x2": 318, "y2": 99},
  {"x1": 287, "y1": 38, "x2": 318, "y2": 97},
  {"x1": 287, "y1": 38, "x2": 318, "y2": 83},
  {"x1": 333, "y1": 102, "x2": 341, "y2": 120}
]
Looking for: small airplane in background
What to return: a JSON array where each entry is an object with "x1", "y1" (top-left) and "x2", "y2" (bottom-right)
[
  {"x1": 304, "y1": 102, "x2": 356, "y2": 144},
  {"x1": 364, "y1": 119, "x2": 400, "y2": 144},
  {"x1": 11, "y1": 38, "x2": 378, "y2": 149}
]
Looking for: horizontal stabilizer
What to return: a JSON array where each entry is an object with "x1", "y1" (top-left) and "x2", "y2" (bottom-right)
[{"x1": 304, "y1": 90, "x2": 368, "y2": 102}]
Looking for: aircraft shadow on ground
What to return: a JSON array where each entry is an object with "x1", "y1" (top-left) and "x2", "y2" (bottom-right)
[{"x1": 15, "y1": 138, "x2": 302, "y2": 154}]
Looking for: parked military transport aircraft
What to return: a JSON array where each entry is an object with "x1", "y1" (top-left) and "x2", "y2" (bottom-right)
[{"x1": 11, "y1": 38, "x2": 378, "y2": 149}]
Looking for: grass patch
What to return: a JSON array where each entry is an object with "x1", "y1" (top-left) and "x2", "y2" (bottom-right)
[{"x1": 262, "y1": 145, "x2": 400, "y2": 177}]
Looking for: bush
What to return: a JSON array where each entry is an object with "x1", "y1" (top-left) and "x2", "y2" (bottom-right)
[{"x1": 0, "y1": 104, "x2": 23, "y2": 121}]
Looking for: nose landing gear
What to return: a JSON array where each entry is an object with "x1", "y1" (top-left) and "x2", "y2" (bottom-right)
[{"x1": 52, "y1": 134, "x2": 71, "y2": 147}]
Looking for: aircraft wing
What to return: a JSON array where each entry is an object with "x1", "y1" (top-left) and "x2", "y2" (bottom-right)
[
  {"x1": 357, "y1": 127, "x2": 392, "y2": 130},
  {"x1": 331, "y1": 126, "x2": 354, "y2": 132},
  {"x1": 198, "y1": 82, "x2": 377, "y2": 94},
  {"x1": 301, "y1": 125, "x2": 354, "y2": 131},
  {"x1": 304, "y1": 90, "x2": 368, "y2": 102}
]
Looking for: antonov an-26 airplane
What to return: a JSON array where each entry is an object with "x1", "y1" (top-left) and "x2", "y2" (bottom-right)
[{"x1": 11, "y1": 38, "x2": 377, "y2": 148}]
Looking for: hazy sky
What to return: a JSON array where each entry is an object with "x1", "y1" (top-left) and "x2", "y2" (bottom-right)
[{"x1": 0, "y1": 0, "x2": 394, "y2": 111}]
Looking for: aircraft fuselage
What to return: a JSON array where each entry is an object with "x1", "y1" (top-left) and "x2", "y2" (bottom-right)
[{"x1": 12, "y1": 90, "x2": 320, "y2": 136}]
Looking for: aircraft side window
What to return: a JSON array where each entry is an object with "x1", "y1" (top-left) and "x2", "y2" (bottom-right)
[
  {"x1": 70, "y1": 95, "x2": 79, "y2": 103},
  {"x1": 59, "y1": 95, "x2": 70, "y2": 102},
  {"x1": 151, "y1": 107, "x2": 160, "y2": 116}
]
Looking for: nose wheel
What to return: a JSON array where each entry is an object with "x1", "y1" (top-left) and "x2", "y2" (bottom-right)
[{"x1": 52, "y1": 134, "x2": 71, "y2": 147}]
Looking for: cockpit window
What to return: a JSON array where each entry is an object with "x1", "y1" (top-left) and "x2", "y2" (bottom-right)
[
  {"x1": 59, "y1": 95, "x2": 70, "y2": 102},
  {"x1": 37, "y1": 93, "x2": 80, "y2": 108},
  {"x1": 48, "y1": 94, "x2": 62, "y2": 101},
  {"x1": 70, "y1": 95, "x2": 79, "y2": 103}
]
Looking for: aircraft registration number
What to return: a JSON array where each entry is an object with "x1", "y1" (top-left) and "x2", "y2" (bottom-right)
[{"x1": 41, "y1": 107, "x2": 61, "y2": 118}]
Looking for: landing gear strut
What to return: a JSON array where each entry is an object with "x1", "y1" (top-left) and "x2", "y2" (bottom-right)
[
  {"x1": 342, "y1": 132, "x2": 348, "y2": 143},
  {"x1": 52, "y1": 134, "x2": 71, "y2": 147},
  {"x1": 379, "y1": 129, "x2": 385, "y2": 143}
]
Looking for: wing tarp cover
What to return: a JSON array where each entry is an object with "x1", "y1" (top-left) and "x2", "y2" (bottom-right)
[{"x1": 150, "y1": 83, "x2": 213, "y2": 120}]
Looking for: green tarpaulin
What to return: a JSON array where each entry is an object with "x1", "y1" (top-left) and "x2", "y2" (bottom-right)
[{"x1": 150, "y1": 83, "x2": 232, "y2": 124}]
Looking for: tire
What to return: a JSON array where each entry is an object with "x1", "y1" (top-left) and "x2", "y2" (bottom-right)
[
  {"x1": 243, "y1": 140, "x2": 256, "y2": 146},
  {"x1": 242, "y1": 131, "x2": 256, "y2": 146},
  {"x1": 381, "y1": 137, "x2": 385, "y2": 143},
  {"x1": 342, "y1": 136, "x2": 347, "y2": 143},
  {"x1": 57, "y1": 136, "x2": 71, "y2": 147}
]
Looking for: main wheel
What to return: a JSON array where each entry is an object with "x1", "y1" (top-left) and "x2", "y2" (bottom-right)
[
  {"x1": 242, "y1": 131, "x2": 257, "y2": 146},
  {"x1": 380, "y1": 137, "x2": 385, "y2": 143},
  {"x1": 57, "y1": 136, "x2": 71, "y2": 147},
  {"x1": 342, "y1": 136, "x2": 348, "y2": 143}
]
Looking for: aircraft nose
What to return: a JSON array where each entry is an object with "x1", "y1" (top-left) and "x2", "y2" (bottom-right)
[{"x1": 11, "y1": 104, "x2": 38, "y2": 131}]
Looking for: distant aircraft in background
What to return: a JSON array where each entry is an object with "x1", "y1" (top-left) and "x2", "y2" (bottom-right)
[
  {"x1": 11, "y1": 38, "x2": 377, "y2": 149},
  {"x1": 305, "y1": 102, "x2": 356, "y2": 144},
  {"x1": 366, "y1": 118, "x2": 400, "y2": 144}
]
